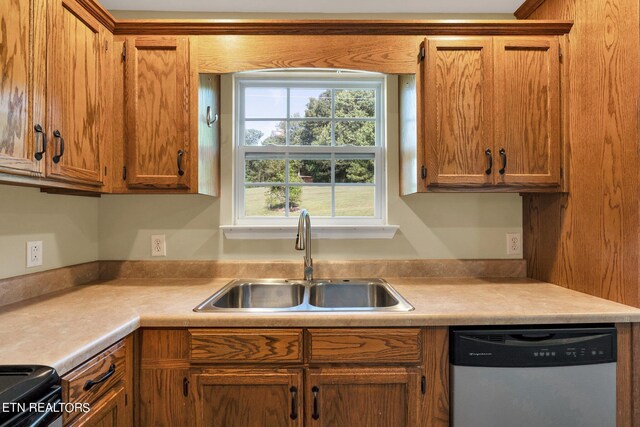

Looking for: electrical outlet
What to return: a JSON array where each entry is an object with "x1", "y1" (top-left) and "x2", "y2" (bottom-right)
[
  {"x1": 151, "y1": 234, "x2": 166, "y2": 257},
  {"x1": 506, "y1": 233, "x2": 522, "y2": 256},
  {"x1": 26, "y1": 241, "x2": 43, "y2": 268}
]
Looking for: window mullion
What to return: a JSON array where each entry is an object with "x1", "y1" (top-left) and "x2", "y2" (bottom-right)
[{"x1": 331, "y1": 152, "x2": 336, "y2": 218}]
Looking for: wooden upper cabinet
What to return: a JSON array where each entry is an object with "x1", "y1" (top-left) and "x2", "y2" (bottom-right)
[
  {"x1": 47, "y1": 0, "x2": 104, "y2": 186},
  {"x1": 493, "y1": 37, "x2": 561, "y2": 187},
  {"x1": 0, "y1": 0, "x2": 47, "y2": 177},
  {"x1": 424, "y1": 37, "x2": 494, "y2": 188},
  {"x1": 420, "y1": 35, "x2": 563, "y2": 191},
  {"x1": 125, "y1": 37, "x2": 190, "y2": 189},
  {"x1": 192, "y1": 369, "x2": 302, "y2": 427},
  {"x1": 306, "y1": 367, "x2": 422, "y2": 427}
]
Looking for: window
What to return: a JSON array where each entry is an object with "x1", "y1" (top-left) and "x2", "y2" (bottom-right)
[{"x1": 234, "y1": 70, "x2": 386, "y2": 227}]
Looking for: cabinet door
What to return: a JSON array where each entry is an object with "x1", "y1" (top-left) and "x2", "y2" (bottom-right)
[
  {"x1": 0, "y1": 0, "x2": 46, "y2": 177},
  {"x1": 47, "y1": 0, "x2": 103, "y2": 186},
  {"x1": 494, "y1": 37, "x2": 561, "y2": 187},
  {"x1": 125, "y1": 37, "x2": 190, "y2": 189},
  {"x1": 67, "y1": 384, "x2": 127, "y2": 427},
  {"x1": 192, "y1": 369, "x2": 302, "y2": 427},
  {"x1": 424, "y1": 37, "x2": 494, "y2": 187},
  {"x1": 306, "y1": 367, "x2": 422, "y2": 427}
]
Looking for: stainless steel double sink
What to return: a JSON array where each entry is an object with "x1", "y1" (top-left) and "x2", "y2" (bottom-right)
[{"x1": 194, "y1": 278, "x2": 414, "y2": 312}]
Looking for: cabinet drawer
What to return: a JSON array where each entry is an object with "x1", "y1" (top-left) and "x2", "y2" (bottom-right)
[
  {"x1": 308, "y1": 328, "x2": 422, "y2": 364},
  {"x1": 62, "y1": 340, "x2": 126, "y2": 406},
  {"x1": 189, "y1": 329, "x2": 303, "y2": 363}
]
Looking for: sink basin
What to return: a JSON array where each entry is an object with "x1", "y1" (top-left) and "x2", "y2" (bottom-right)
[
  {"x1": 194, "y1": 279, "x2": 414, "y2": 312},
  {"x1": 308, "y1": 282, "x2": 399, "y2": 308},
  {"x1": 194, "y1": 280, "x2": 306, "y2": 311}
]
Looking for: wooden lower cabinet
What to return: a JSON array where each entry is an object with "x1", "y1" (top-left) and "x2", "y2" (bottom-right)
[
  {"x1": 305, "y1": 367, "x2": 422, "y2": 427},
  {"x1": 62, "y1": 336, "x2": 133, "y2": 427},
  {"x1": 67, "y1": 385, "x2": 127, "y2": 427},
  {"x1": 138, "y1": 328, "x2": 449, "y2": 427},
  {"x1": 191, "y1": 369, "x2": 302, "y2": 427}
]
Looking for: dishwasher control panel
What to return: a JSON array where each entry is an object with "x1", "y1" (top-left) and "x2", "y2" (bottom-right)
[{"x1": 450, "y1": 325, "x2": 617, "y2": 367}]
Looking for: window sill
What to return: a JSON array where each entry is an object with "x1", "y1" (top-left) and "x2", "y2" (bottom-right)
[{"x1": 221, "y1": 224, "x2": 399, "y2": 240}]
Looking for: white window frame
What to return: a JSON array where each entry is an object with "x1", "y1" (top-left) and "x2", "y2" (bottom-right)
[{"x1": 232, "y1": 70, "x2": 388, "y2": 229}]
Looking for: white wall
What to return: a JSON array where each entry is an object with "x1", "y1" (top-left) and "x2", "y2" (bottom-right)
[
  {"x1": 0, "y1": 186, "x2": 99, "y2": 279},
  {"x1": 98, "y1": 75, "x2": 523, "y2": 261}
]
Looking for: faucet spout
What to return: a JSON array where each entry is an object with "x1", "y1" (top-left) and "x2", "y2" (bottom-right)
[{"x1": 295, "y1": 209, "x2": 313, "y2": 281}]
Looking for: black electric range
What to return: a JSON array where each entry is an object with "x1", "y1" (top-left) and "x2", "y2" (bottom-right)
[{"x1": 0, "y1": 366, "x2": 61, "y2": 427}]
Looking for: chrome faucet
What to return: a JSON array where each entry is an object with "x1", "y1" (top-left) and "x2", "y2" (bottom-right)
[{"x1": 295, "y1": 209, "x2": 313, "y2": 281}]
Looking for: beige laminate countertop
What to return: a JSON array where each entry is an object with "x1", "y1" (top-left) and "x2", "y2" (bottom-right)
[{"x1": 2, "y1": 277, "x2": 640, "y2": 375}]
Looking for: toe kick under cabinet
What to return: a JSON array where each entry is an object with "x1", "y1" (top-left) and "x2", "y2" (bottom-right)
[{"x1": 138, "y1": 327, "x2": 449, "y2": 427}]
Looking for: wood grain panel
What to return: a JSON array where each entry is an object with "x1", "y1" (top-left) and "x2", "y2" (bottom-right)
[
  {"x1": 523, "y1": 0, "x2": 639, "y2": 306},
  {"x1": 98, "y1": 28, "x2": 114, "y2": 192},
  {"x1": 494, "y1": 36, "x2": 561, "y2": 186},
  {"x1": 125, "y1": 36, "x2": 190, "y2": 189},
  {"x1": 305, "y1": 367, "x2": 421, "y2": 427},
  {"x1": 616, "y1": 323, "x2": 633, "y2": 427},
  {"x1": 423, "y1": 327, "x2": 449, "y2": 427},
  {"x1": 47, "y1": 0, "x2": 103, "y2": 186},
  {"x1": 189, "y1": 329, "x2": 303, "y2": 363},
  {"x1": 0, "y1": 0, "x2": 46, "y2": 177},
  {"x1": 113, "y1": 19, "x2": 573, "y2": 36},
  {"x1": 197, "y1": 35, "x2": 422, "y2": 74},
  {"x1": 425, "y1": 37, "x2": 493, "y2": 187},
  {"x1": 140, "y1": 329, "x2": 190, "y2": 361},
  {"x1": 633, "y1": 324, "x2": 640, "y2": 424},
  {"x1": 515, "y1": 0, "x2": 548, "y2": 19},
  {"x1": 67, "y1": 384, "x2": 127, "y2": 427},
  {"x1": 138, "y1": 368, "x2": 191, "y2": 427},
  {"x1": 308, "y1": 328, "x2": 422, "y2": 364},
  {"x1": 192, "y1": 368, "x2": 302, "y2": 427}
]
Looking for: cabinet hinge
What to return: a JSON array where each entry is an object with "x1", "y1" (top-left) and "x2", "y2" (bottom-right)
[
  {"x1": 104, "y1": 40, "x2": 109, "y2": 52},
  {"x1": 104, "y1": 166, "x2": 107, "y2": 176},
  {"x1": 560, "y1": 166, "x2": 563, "y2": 178},
  {"x1": 183, "y1": 377, "x2": 189, "y2": 397},
  {"x1": 559, "y1": 47, "x2": 563, "y2": 63},
  {"x1": 122, "y1": 166, "x2": 127, "y2": 181},
  {"x1": 125, "y1": 393, "x2": 128, "y2": 406},
  {"x1": 421, "y1": 165, "x2": 427, "y2": 180},
  {"x1": 419, "y1": 46, "x2": 426, "y2": 62},
  {"x1": 122, "y1": 45, "x2": 126, "y2": 61},
  {"x1": 421, "y1": 376, "x2": 426, "y2": 394}
]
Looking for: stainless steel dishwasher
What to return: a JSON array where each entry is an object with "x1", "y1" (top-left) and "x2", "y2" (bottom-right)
[{"x1": 450, "y1": 325, "x2": 617, "y2": 427}]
